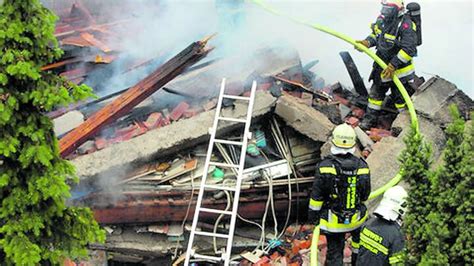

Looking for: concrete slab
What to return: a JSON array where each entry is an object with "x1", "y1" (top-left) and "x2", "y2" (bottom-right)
[
  {"x1": 275, "y1": 95, "x2": 334, "y2": 143},
  {"x1": 53, "y1": 110, "x2": 84, "y2": 136},
  {"x1": 72, "y1": 91, "x2": 277, "y2": 179},
  {"x1": 366, "y1": 113, "x2": 446, "y2": 208},
  {"x1": 412, "y1": 76, "x2": 473, "y2": 126}
]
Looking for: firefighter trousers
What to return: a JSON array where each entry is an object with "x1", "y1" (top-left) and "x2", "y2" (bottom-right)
[
  {"x1": 325, "y1": 228, "x2": 361, "y2": 266},
  {"x1": 368, "y1": 66, "x2": 416, "y2": 112}
]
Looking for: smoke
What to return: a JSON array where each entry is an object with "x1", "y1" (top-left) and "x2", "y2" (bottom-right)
[{"x1": 41, "y1": 0, "x2": 473, "y2": 99}]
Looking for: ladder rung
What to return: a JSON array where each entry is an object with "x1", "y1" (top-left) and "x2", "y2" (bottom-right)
[
  {"x1": 194, "y1": 231, "x2": 229, "y2": 239},
  {"x1": 209, "y1": 162, "x2": 240, "y2": 168},
  {"x1": 204, "y1": 184, "x2": 236, "y2": 192},
  {"x1": 214, "y1": 139, "x2": 243, "y2": 146},
  {"x1": 223, "y1": 94, "x2": 251, "y2": 101},
  {"x1": 218, "y1": 117, "x2": 247, "y2": 123},
  {"x1": 199, "y1": 207, "x2": 233, "y2": 215},
  {"x1": 193, "y1": 253, "x2": 223, "y2": 261}
]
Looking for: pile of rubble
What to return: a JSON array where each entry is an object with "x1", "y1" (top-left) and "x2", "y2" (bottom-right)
[{"x1": 46, "y1": 2, "x2": 473, "y2": 265}]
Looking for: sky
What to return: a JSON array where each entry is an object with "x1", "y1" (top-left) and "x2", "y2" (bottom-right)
[{"x1": 246, "y1": 0, "x2": 474, "y2": 98}]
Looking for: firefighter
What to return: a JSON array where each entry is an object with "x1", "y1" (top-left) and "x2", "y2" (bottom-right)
[
  {"x1": 357, "y1": 186, "x2": 408, "y2": 265},
  {"x1": 355, "y1": 0, "x2": 418, "y2": 130},
  {"x1": 308, "y1": 123, "x2": 371, "y2": 265}
]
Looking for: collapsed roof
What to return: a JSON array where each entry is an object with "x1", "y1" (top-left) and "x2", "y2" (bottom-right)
[{"x1": 45, "y1": 1, "x2": 473, "y2": 264}]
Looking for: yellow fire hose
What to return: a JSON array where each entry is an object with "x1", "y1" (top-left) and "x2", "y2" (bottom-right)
[{"x1": 250, "y1": 1, "x2": 420, "y2": 265}]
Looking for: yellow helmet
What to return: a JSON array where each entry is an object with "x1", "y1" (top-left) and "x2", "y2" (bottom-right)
[{"x1": 331, "y1": 123, "x2": 356, "y2": 149}]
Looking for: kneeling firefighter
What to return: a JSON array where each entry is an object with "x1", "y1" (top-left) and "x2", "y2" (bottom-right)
[
  {"x1": 357, "y1": 186, "x2": 408, "y2": 265},
  {"x1": 308, "y1": 123, "x2": 371, "y2": 265}
]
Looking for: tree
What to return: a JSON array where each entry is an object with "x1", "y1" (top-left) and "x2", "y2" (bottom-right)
[
  {"x1": 0, "y1": 1, "x2": 105, "y2": 264},
  {"x1": 401, "y1": 106, "x2": 473, "y2": 265},
  {"x1": 421, "y1": 106, "x2": 473, "y2": 265},
  {"x1": 399, "y1": 125, "x2": 433, "y2": 265}
]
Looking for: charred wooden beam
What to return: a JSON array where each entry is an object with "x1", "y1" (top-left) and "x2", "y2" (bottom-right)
[
  {"x1": 59, "y1": 39, "x2": 212, "y2": 157},
  {"x1": 339, "y1": 51, "x2": 367, "y2": 97},
  {"x1": 91, "y1": 188, "x2": 309, "y2": 224}
]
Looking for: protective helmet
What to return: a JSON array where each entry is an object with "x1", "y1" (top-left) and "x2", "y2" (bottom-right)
[
  {"x1": 381, "y1": 0, "x2": 404, "y2": 10},
  {"x1": 331, "y1": 123, "x2": 356, "y2": 149},
  {"x1": 374, "y1": 186, "x2": 408, "y2": 221},
  {"x1": 380, "y1": 0, "x2": 404, "y2": 21}
]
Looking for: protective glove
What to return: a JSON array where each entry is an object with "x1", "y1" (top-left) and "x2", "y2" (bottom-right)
[
  {"x1": 354, "y1": 40, "x2": 370, "y2": 52},
  {"x1": 308, "y1": 210, "x2": 321, "y2": 226},
  {"x1": 381, "y1": 63, "x2": 396, "y2": 79}
]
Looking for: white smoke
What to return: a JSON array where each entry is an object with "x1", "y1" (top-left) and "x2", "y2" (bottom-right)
[{"x1": 42, "y1": 0, "x2": 472, "y2": 97}]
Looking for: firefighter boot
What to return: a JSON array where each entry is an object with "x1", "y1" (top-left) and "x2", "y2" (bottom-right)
[{"x1": 360, "y1": 108, "x2": 380, "y2": 131}]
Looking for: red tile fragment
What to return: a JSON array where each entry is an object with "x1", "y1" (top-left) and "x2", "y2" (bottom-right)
[{"x1": 170, "y1": 102, "x2": 190, "y2": 121}]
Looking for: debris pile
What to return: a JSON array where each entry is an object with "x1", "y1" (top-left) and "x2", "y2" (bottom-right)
[{"x1": 45, "y1": 2, "x2": 473, "y2": 265}]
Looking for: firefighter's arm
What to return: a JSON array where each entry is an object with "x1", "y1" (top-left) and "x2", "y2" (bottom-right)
[
  {"x1": 389, "y1": 19, "x2": 418, "y2": 69},
  {"x1": 388, "y1": 232, "x2": 405, "y2": 265},
  {"x1": 308, "y1": 165, "x2": 328, "y2": 225},
  {"x1": 365, "y1": 21, "x2": 380, "y2": 47}
]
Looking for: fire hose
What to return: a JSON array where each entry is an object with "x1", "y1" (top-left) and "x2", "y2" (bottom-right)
[{"x1": 250, "y1": 1, "x2": 421, "y2": 265}]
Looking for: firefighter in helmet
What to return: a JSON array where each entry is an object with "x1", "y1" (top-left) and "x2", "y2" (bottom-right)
[
  {"x1": 356, "y1": 0, "x2": 418, "y2": 130},
  {"x1": 308, "y1": 123, "x2": 371, "y2": 265},
  {"x1": 357, "y1": 186, "x2": 408, "y2": 265}
]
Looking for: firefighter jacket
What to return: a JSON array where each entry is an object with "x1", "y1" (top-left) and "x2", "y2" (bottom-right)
[
  {"x1": 308, "y1": 153, "x2": 371, "y2": 233},
  {"x1": 365, "y1": 14, "x2": 418, "y2": 83},
  {"x1": 357, "y1": 216, "x2": 405, "y2": 265}
]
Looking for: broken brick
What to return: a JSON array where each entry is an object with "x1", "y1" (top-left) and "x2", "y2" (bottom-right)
[
  {"x1": 368, "y1": 128, "x2": 393, "y2": 142},
  {"x1": 95, "y1": 137, "x2": 108, "y2": 150},
  {"x1": 184, "y1": 107, "x2": 201, "y2": 118},
  {"x1": 258, "y1": 82, "x2": 273, "y2": 91},
  {"x1": 144, "y1": 112, "x2": 163, "y2": 129},
  {"x1": 270, "y1": 251, "x2": 280, "y2": 260},
  {"x1": 170, "y1": 102, "x2": 189, "y2": 121},
  {"x1": 345, "y1": 117, "x2": 360, "y2": 127},
  {"x1": 254, "y1": 256, "x2": 270, "y2": 266},
  {"x1": 203, "y1": 98, "x2": 217, "y2": 111},
  {"x1": 351, "y1": 107, "x2": 365, "y2": 118}
]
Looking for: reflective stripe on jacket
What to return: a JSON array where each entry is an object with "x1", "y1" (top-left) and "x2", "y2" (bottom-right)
[
  {"x1": 308, "y1": 153, "x2": 371, "y2": 233},
  {"x1": 357, "y1": 217, "x2": 405, "y2": 265},
  {"x1": 365, "y1": 15, "x2": 418, "y2": 82}
]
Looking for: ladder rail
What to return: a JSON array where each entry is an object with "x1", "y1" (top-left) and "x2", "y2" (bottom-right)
[
  {"x1": 184, "y1": 78, "x2": 227, "y2": 266},
  {"x1": 223, "y1": 81, "x2": 257, "y2": 265},
  {"x1": 185, "y1": 79, "x2": 257, "y2": 266}
]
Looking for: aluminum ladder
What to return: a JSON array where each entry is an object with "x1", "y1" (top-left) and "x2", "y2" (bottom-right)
[{"x1": 184, "y1": 78, "x2": 257, "y2": 265}]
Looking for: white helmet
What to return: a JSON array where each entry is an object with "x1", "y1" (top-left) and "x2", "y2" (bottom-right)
[{"x1": 374, "y1": 186, "x2": 408, "y2": 221}]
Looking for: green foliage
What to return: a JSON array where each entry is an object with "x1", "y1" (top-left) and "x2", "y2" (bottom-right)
[
  {"x1": 420, "y1": 107, "x2": 474, "y2": 265},
  {"x1": 401, "y1": 106, "x2": 473, "y2": 265},
  {"x1": 0, "y1": 0, "x2": 104, "y2": 264},
  {"x1": 399, "y1": 125, "x2": 433, "y2": 264}
]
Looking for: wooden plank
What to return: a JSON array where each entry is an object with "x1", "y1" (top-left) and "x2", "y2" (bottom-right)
[{"x1": 59, "y1": 40, "x2": 210, "y2": 157}]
